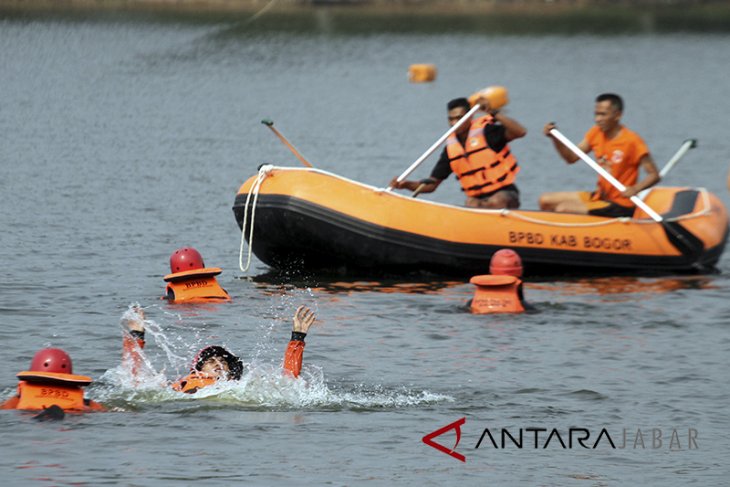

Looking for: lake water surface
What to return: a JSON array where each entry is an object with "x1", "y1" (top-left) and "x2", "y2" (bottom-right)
[{"x1": 1, "y1": 11, "x2": 730, "y2": 486}]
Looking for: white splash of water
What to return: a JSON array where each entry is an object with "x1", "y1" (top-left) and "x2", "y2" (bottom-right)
[
  {"x1": 96, "y1": 359, "x2": 452, "y2": 411},
  {"x1": 93, "y1": 303, "x2": 454, "y2": 411}
]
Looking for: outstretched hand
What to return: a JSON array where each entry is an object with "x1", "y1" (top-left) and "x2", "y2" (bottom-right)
[
  {"x1": 389, "y1": 177, "x2": 405, "y2": 190},
  {"x1": 292, "y1": 305, "x2": 316, "y2": 334},
  {"x1": 125, "y1": 306, "x2": 145, "y2": 333},
  {"x1": 477, "y1": 95, "x2": 492, "y2": 114}
]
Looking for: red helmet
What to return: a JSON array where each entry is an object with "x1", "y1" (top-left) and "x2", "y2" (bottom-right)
[
  {"x1": 30, "y1": 348, "x2": 73, "y2": 374},
  {"x1": 489, "y1": 249, "x2": 523, "y2": 277},
  {"x1": 170, "y1": 247, "x2": 205, "y2": 273}
]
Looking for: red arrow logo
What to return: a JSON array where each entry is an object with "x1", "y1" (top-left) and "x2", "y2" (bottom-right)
[{"x1": 422, "y1": 417, "x2": 466, "y2": 462}]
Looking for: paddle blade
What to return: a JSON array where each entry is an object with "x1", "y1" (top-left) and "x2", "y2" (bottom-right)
[{"x1": 662, "y1": 220, "x2": 704, "y2": 262}]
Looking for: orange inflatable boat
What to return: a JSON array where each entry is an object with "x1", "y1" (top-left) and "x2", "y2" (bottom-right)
[{"x1": 232, "y1": 167, "x2": 728, "y2": 276}]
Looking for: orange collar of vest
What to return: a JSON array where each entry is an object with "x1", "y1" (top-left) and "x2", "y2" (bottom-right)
[
  {"x1": 17, "y1": 371, "x2": 93, "y2": 386},
  {"x1": 470, "y1": 275, "x2": 520, "y2": 286},
  {"x1": 164, "y1": 267, "x2": 223, "y2": 282},
  {"x1": 173, "y1": 371, "x2": 218, "y2": 393}
]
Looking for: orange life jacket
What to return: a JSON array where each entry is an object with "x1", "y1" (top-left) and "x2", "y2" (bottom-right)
[
  {"x1": 469, "y1": 274, "x2": 525, "y2": 314},
  {"x1": 447, "y1": 115, "x2": 519, "y2": 197},
  {"x1": 163, "y1": 268, "x2": 230, "y2": 303},
  {"x1": 171, "y1": 372, "x2": 218, "y2": 394},
  {"x1": 15, "y1": 382, "x2": 86, "y2": 411}
]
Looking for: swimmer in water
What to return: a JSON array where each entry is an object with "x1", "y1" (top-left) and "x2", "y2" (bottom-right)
[{"x1": 122, "y1": 305, "x2": 317, "y2": 393}]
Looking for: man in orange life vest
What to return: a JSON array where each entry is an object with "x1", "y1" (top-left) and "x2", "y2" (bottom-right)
[
  {"x1": 540, "y1": 93, "x2": 660, "y2": 217},
  {"x1": 390, "y1": 96, "x2": 527, "y2": 209},
  {"x1": 123, "y1": 305, "x2": 316, "y2": 393},
  {"x1": 0, "y1": 348, "x2": 105, "y2": 413}
]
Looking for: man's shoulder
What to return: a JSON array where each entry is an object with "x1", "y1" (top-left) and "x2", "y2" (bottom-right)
[
  {"x1": 620, "y1": 125, "x2": 648, "y2": 150},
  {"x1": 618, "y1": 126, "x2": 647, "y2": 146},
  {"x1": 585, "y1": 124, "x2": 601, "y2": 141}
]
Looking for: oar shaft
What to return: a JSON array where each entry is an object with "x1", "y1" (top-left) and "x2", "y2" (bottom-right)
[
  {"x1": 549, "y1": 128, "x2": 663, "y2": 222},
  {"x1": 659, "y1": 138, "x2": 697, "y2": 178},
  {"x1": 262, "y1": 121, "x2": 314, "y2": 168},
  {"x1": 639, "y1": 138, "x2": 697, "y2": 200},
  {"x1": 412, "y1": 183, "x2": 427, "y2": 198},
  {"x1": 387, "y1": 104, "x2": 481, "y2": 191}
]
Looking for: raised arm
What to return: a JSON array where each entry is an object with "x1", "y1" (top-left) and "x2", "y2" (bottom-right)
[
  {"x1": 122, "y1": 306, "x2": 146, "y2": 377},
  {"x1": 283, "y1": 306, "x2": 316, "y2": 378},
  {"x1": 476, "y1": 95, "x2": 526, "y2": 142},
  {"x1": 494, "y1": 111, "x2": 527, "y2": 142}
]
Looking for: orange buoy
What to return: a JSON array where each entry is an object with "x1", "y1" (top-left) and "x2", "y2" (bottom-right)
[
  {"x1": 164, "y1": 247, "x2": 230, "y2": 303},
  {"x1": 469, "y1": 274, "x2": 525, "y2": 314},
  {"x1": 469, "y1": 85, "x2": 509, "y2": 111},
  {"x1": 408, "y1": 64, "x2": 437, "y2": 83}
]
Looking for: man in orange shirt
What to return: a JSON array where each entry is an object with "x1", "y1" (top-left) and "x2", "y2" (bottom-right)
[
  {"x1": 539, "y1": 93, "x2": 660, "y2": 217},
  {"x1": 123, "y1": 305, "x2": 316, "y2": 393}
]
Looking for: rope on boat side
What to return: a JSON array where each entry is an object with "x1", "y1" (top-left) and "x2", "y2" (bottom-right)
[
  {"x1": 239, "y1": 165, "x2": 274, "y2": 273},
  {"x1": 500, "y1": 209, "x2": 631, "y2": 227}
]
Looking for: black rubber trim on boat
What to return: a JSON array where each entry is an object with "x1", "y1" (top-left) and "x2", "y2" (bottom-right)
[{"x1": 233, "y1": 194, "x2": 724, "y2": 276}]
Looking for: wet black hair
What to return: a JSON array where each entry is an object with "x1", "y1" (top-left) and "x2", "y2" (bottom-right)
[
  {"x1": 447, "y1": 97, "x2": 470, "y2": 111},
  {"x1": 194, "y1": 346, "x2": 244, "y2": 381},
  {"x1": 596, "y1": 93, "x2": 624, "y2": 113}
]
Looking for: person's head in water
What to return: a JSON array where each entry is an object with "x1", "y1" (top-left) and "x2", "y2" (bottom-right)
[
  {"x1": 447, "y1": 97, "x2": 472, "y2": 136},
  {"x1": 193, "y1": 346, "x2": 244, "y2": 381},
  {"x1": 594, "y1": 93, "x2": 624, "y2": 134}
]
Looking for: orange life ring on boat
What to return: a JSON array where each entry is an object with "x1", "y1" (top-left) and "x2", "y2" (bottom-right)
[
  {"x1": 469, "y1": 274, "x2": 525, "y2": 314},
  {"x1": 164, "y1": 268, "x2": 230, "y2": 303}
]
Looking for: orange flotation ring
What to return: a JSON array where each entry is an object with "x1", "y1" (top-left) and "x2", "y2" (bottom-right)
[
  {"x1": 469, "y1": 275, "x2": 525, "y2": 314},
  {"x1": 164, "y1": 247, "x2": 230, "y2": 303}
]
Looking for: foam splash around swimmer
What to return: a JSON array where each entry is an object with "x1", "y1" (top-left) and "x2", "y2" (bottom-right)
[
  {"x1": 91, "y1": 304, "x2": 453, "y2": 411},
  {"x1": 96, "y1": 361, "x2": 453, "y2": 411}
]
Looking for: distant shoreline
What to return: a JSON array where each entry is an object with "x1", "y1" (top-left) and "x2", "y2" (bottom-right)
[
  {"x1": 1, "y1": 0, "x2": 729, "y2": 14},
  {"x1": 3, "y1": 0, "x2": 730, "y2": 33}
]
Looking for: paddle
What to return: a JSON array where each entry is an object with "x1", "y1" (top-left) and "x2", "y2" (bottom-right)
[
  {"x1": 261, "y1": 119, "x2": 314, "y2": 168},
  {"x1": 412, "y1": 183, "x2": 427, "y2": 198},
  {"x1": 639, "y1": 138, "x2": 697, "y2": 200},
  {"x1": 549, "y1": 128, "x2": 704, "y2": 259},
  {"x1": 386, "y1": 103, "x2": 482, "y2": 192}
]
